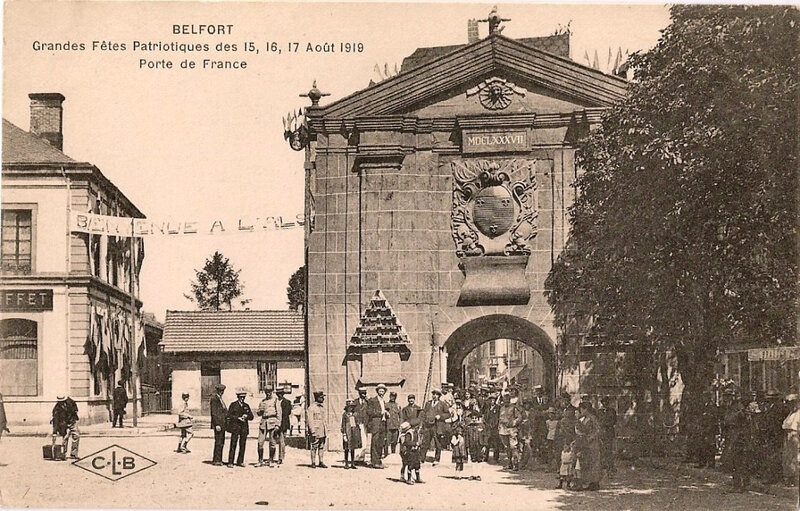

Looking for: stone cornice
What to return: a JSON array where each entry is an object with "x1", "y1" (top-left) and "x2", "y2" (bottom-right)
[
  {"x1": 0, "y1": 273, "x2": 143, "y2": 307},
  {"x1": 2, "y1": 164, "x2": 145, "y2": 218},
  {"x1": 309, "y1": 109, "x2": 604, "y2": 139}
]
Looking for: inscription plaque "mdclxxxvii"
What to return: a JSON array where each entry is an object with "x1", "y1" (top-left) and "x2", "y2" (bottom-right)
[{"x1": 462, "y1": 130, "x2": 528, "y2": 153}]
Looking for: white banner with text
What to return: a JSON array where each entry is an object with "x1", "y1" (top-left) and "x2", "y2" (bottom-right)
[{"x1": 70, "y1": 211, "x2": 306, "y2": 237}]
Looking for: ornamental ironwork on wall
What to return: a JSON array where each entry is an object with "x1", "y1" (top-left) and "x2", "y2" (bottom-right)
[
  {"x1": 451, "y1": 159, "x2": 537, "y2": 257},
  {"x1": 466, "y1": 77, "x2": 527, "y2": 110}
]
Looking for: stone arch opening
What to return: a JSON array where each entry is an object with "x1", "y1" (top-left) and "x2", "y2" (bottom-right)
[{"x1": 444, "y1": 314, "x2": 555, "y2": 398}]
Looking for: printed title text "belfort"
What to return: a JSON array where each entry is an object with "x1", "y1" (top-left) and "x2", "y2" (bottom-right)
[{"x1": 172, "y1": 25, "x2": 234, "y2": 35}]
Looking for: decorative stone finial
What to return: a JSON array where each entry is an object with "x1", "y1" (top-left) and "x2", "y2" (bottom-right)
[{"x1": 300, "y1": 80, "x2": 330, "y2": 106}]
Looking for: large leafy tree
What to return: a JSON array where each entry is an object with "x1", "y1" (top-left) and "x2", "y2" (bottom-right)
[
  {"x1": 287, "y1": 265, "x2": 306, "y2": 311},
  {"x1": 185, "y1": 251, "x2": 245, "y2": 311},
  {"x1": 547, "y1": 5, "x2": 797, "y2": 434}
]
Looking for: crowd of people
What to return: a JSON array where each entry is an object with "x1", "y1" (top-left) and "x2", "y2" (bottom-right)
[
  {"x1": 291, "y1": 381, "x2": 620, "y2": 489},
  {"x1": 691, "y1": 388, "x2": 800, "y2": 490},
  {"x1": 205, "y1": 383, "x2": 294, "y2": 467},
  {"x1": 197, "y1": 380, "x2": 617, "y2": 490},
  {"x1": 33, "y1": 376, "x2": 798, "y2": 495}
]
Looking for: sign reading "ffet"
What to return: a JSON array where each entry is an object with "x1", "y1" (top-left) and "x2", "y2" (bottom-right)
[
  {"x1": 0, "y1": 289, "x2": 53, "y2": 311},
  {"x1": 463, "y1": 130, "x2": 528, "y2": 153}
]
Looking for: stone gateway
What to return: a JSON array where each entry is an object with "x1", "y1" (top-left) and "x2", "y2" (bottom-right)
[{"x1": 300, "y1": 32, "x2": 626, "y2": 447}]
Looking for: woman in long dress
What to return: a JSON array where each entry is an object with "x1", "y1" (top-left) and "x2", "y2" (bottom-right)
[{"x1": 574, "y1": 401, "x2": 602, "y2": 491}]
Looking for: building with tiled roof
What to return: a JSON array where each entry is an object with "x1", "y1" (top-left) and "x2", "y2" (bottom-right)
[
  {"x1": 161, "y1": 310, "x2": 305, "y2": 414},
  {"x1": 1, "y1": 93, "x2": 147, "y2": 426}
]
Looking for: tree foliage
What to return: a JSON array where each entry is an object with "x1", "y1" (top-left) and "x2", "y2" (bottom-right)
[
  {"x1": 287, "y1": 265, "x2": 306, "y2": 311},
  {"x1": 185, "y1": 251, "x2": 245, "y2": 311},
  {"x1": 546, "y1": 5, "x2": 797, "y2": 424}
]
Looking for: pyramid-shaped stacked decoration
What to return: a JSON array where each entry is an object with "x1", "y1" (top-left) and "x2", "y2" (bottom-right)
[{"x1": 349, "y1": 290, "x2": 410, "y2": 348}]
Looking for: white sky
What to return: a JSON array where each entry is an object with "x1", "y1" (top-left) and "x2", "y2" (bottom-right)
[{"x1": 2, "y1": 2, "x2": 670, "y2": 321}]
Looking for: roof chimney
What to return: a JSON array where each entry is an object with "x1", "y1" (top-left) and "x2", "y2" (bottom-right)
[
  {"x1": 28, "y1": 93, "x2": 65, "y2": 151},
  {"x1": 467, "y1": 19, "x2": 480, "y2": 44}
]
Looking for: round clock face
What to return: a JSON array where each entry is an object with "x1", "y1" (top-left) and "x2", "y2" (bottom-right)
[{"x1": 479, "y1": 83, "x2": 513, "y2": 110}]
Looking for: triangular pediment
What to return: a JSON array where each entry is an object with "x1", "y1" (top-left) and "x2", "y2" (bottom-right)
[{"x1": 313, "y1": 34, "x2": 627, "y2": 120}]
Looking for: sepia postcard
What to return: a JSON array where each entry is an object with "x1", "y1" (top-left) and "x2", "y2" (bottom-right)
[{"x1": 0, "y1": 2, "x2": 797, "y2": 510}]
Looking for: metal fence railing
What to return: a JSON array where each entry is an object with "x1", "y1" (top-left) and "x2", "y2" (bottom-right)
[{"x1": 141, "y1": 386, "x2": 172, "y2": 415}]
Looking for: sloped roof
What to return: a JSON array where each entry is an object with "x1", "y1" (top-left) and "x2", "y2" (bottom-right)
[
  {"x1": 400, "y1": 34, "x2": 570, "y2": 71},
  {"x1": 311, "y1": 34, "x2": 627, "y2": 120},
  {"x1": 2, "y1": 119, "x2": 75, "y2": 164},
  {"x1": 161, "y1": 310, "x2": 304, "y2": 353},
  {"x1": 349, "y1": 290, "x2": 410, "y2": 348},
  {"x1": 2, "y1": 118, "x2": 146, "y2": 218}
]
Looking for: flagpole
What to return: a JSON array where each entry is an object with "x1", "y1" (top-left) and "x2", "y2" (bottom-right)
[{"x1": 129, "y1": 218, "x2": 139, "y2": 427}]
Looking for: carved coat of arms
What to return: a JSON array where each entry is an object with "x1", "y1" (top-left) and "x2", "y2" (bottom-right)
[{"x1": 451, "y1": 159, "x2": 538, "y2": 257}]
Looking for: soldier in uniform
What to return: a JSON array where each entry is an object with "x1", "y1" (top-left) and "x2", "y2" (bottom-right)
[
  {"x1": 256, "y1": 385, "x2": 281, "y2": 467},
  {"x1": 306, "y1": 391, "x2": 328, "y2": 468},
  {"x1": 276, "y1": 385, "x2": 293, "y2": 464},
  {"x1": 226, "y1": 388, "x2": 254, "y2": 467},
  {"x1": 498, "y1": 391, "x2": 523, "y2": 471},
  {"x1": 210, "y1": 384, "x2": 227, "y2": 466},
  {"x1": 385, "y1": 391, "x2": 402, "y2": 455}
]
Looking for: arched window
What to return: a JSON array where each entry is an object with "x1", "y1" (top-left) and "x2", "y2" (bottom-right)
[{"x1": 0, "y1": 318, "x2": 38, "y2": 396}]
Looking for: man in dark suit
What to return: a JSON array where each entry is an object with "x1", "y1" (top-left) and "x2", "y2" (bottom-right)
[
  {"x1": 226, "y1": 388, "x2": 254, "y2": 467},
  {"x1": 112, "y1": 381, "x2": 128, "y2": 428},
  {"x1": 210, "y1": 383, "x2": 227, "y2": 466},
  {"x1": 276, "y1": 385, "x2": 293, "y2": 464},
  {"x1": 366, "y1": 383, "x2": 389, "y2": 468},
  {"x1": 401, "y1": 394, "x2": 423, "y2": 427},
  {"x1": 420, "y1": 388, "x2": 451, "y2": 465}
]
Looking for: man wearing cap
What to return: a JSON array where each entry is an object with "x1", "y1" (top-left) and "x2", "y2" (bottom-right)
[
  {"x1": 366, "y1": 383, "x2": 390, "y2": 468},
  {"x1": 256, "y1": 385, "x2": 281, "y2": 467},
  {"x1": 353, "y1": 386, "x2": 369, "y2": 464},
  {"x1": 401, "y1": 394, "x2": 423, "y2": 428},
  {"x1": 306, "y1": 391, "x2": 328, "y2": 468},
  {"x1": 420, "y1": 388, "x2": 450, "y2": 465},
  {"x1": 210, "y1": 383, "x2": 227, "y2": 466},
  {"x1": 51, "y1": 395, "x2": 80, "y2": 459},
  {"x1": 276, "y1": 385, "x2": 293, "y2": 464},
  {"x1": 226, "y1": 388, "x2": 254, "y2": 467},
  {"x1": 385, "y1": 391, "x2": 402, "y2": 456}
]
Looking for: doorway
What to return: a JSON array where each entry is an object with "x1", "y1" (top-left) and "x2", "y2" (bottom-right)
[{"x1": 200, "y1": 361, "x2": 221, "y2": 415}]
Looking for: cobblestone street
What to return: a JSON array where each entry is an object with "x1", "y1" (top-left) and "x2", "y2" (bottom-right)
[{"x1": 0, "y1": 436, "x2": 794, "y2": 510}]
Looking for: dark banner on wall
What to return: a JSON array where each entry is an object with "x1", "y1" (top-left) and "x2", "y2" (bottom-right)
[{"x1": 0, "y1": 289, "x2": 54, "y2": 311}]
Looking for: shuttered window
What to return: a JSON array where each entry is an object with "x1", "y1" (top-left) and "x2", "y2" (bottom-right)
[{"x1": 0, "y1": 318, "x2": 38, "y2": 396}]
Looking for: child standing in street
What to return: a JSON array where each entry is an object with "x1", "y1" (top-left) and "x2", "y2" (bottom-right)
[
  {"x1": 558, "y1": 441, "x2": 576, "y2": 489},
  {"x1": 399, "y1": 421, "x2": 422, "y2": 484},
  {"x1": 545, "y1": 408, "x2": 560, "y2": 471},
  {"x1": 175, "y1": 393, "x2": 194, "y2": 453},
  {"x1": 341, "y1": 400, "x2": 361, "y2": 469},
  {"x1": 451, "y1": 424, "x2": 467, "y2": 479}
]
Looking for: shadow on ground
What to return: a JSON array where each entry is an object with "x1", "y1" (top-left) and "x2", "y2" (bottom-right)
[{"x1": 494, "y1": 459, "x2": 795, "y2": 510}]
